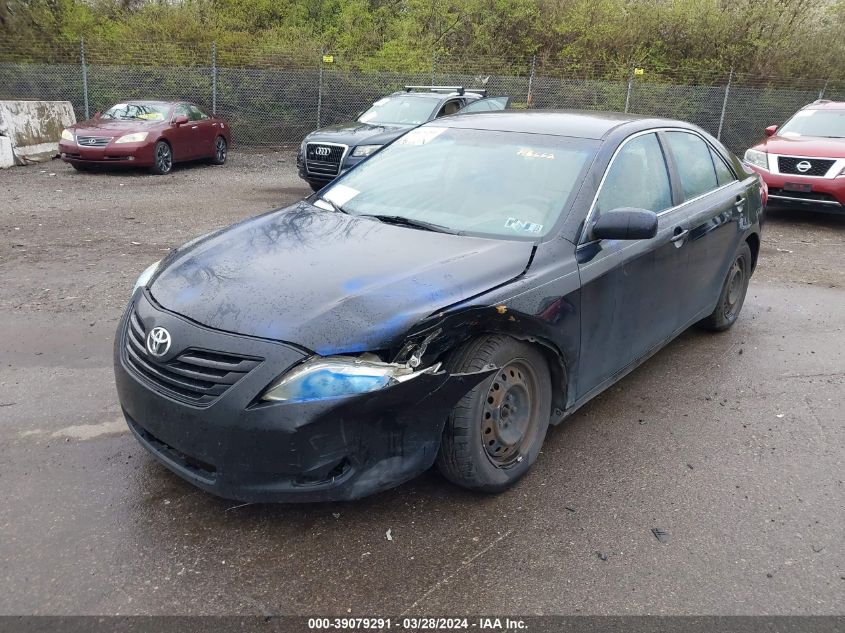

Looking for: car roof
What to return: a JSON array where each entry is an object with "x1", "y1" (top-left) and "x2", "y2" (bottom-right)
[
  {"x1": 802, "y1": 100, "x2": 845, "y2": 111},
  {"x1": 388, "y1": 91, "x2": 481, "y2": 100},
  {"x1": 434, "y1": 110, "x2": 686, "y2": 139}
]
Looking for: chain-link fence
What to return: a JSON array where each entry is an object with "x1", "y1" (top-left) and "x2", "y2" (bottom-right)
[{"x1": 2, "y1": 38, "x2": 844, "y2": 154}]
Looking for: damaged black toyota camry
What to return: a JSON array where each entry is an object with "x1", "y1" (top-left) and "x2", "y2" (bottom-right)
[{"x1": 115, "y1": 111, "x2": 764, "y2": 502}]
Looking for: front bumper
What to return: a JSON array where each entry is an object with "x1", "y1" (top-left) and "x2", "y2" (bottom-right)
[
  {"x1": 748, "y1": 164, "x2": 845, "y2": 211},
  {"x1": 59, "y1": 140, "x2": 155, "y2": 166},
  {"x1": 114, "y1": 291, "x2": 489, "y2": 502}
]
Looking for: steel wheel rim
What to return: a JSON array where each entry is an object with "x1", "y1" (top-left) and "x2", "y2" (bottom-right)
[
  {"x1": 724, "y1": 258, "x2": 744, "y2": 318},
  {"x1": 481, "y1": 360, "x2": 538, "y2": 467},
  {"x1": 157, "y1": 143, "x2": 172, "y2": 172},
  {"x1": 216, "y1": 138, "x2": 226, "y2": 162}
]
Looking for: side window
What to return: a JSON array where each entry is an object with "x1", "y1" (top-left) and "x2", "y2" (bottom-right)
[
  {"x1": 436, "y1": 99, "x2": 463, "y2": 118},
  {"x1": 458, "y1": 96, "x2": 510, "y2": 114},
  {"x1": 173, "y1": 104, "x2": 190, "y2": 120},
  {"x1": 189, "y1": 105, "x2": 209, "y2": 121},
  {"x1": 710, "y1": 147, "x2": 736, "y2": 186},
  {"x1": 664, "y1": 131, "x2": 719, "y2": 199},
  {"x1": 595, "y1": 133, "x2": 672, "y2": 215}
]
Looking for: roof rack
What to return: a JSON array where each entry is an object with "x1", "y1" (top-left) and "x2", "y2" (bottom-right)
[{"x1": 403, "y1": 85, "x2": 488, "y2": 97}]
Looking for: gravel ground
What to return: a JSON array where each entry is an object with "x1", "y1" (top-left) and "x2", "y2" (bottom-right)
[{"x1": 0, "y1": 154, "x2": 843, "y2": 616}]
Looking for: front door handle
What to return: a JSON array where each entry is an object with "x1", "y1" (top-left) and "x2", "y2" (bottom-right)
[
  {"x1": 734, "y1": 196, "x2": 746, "y2": 210},
  {"x1": 670, "y1": 228, "x2": 690, "y2": 243}
]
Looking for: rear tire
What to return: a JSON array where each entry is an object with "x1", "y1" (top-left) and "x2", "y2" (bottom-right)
[
  {"x1": 149, "y1": 140, "x2": 173, "y2": 175},
  {"x1": 210, "y1": 136, "x2": 227, "y2": 165},
  {"x1": 698, "y1": 241, "x2": 752, "y2": 332},
  {"x1": 436, "y1": 335, "x2": 552, "y2": 493}
]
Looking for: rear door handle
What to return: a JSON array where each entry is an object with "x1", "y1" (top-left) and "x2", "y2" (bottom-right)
[{"x1": 670, "y1": 228, "x2": 690, "y2": 243}]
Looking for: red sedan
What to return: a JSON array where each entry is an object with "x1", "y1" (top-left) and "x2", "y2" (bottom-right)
[{"x1": 59, "y1": 101, "x2": 231, "y2": 175}]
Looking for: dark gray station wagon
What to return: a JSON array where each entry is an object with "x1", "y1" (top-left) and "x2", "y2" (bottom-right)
[{"x1": 116, "y1": 111, "x2": 764, "y2": 502}]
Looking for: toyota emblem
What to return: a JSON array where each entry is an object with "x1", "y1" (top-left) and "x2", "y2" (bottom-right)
[
  {"x1": 146, "y1": 327, "x2": 172, "y2": 357},
  {"x1": 315, "y1": 146, "x2": 331, "y2": 157},
  {"x1": 796, "y1": 160, "x2": 812, "y2": 173}
]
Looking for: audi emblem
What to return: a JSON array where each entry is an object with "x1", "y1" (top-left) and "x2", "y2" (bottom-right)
[
  {"x1": 314, "y1": 147, "x2": 332, "y2": 157},
  {"x1": 796, "y1": 160, "x2": 812, "y2": 173}
]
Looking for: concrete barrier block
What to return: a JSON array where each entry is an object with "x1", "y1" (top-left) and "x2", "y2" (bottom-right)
[{"x1": 0, "y1": 100, "x2": 77, "y2": 165}]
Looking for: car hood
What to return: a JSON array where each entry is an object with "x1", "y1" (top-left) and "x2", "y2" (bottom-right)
[
  {"x1": 149, "y1": 204, "x2": 534, "y2": 354},
  {"x1": 752, "y1": 135, "x2": 845, "y2": 158},
  {"x1": 70, "y1": 119, "x2": 165, "y2": 135},
  {"x1": 305, "y1": 121, "x2": 413, "y2": 147}
]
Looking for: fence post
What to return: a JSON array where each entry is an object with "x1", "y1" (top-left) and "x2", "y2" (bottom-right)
[
  {"x1": 211, "y1": 41, "x2": 217, "y2": 115},
  {"x1": 819, "y1": 80, "x2": 828, "y2": 100},
  {"x1": 624, "y1": 65, "x2": 634, "y2": 113},
  {"x1": 526, "y1": 55, "x2": 536, "y2": 108},
  {"x1": 317, "y1": 49, "x2": 324, "y2": 129},
  {"x1": 80, "y1": 37, "x2": 90, "y2": 120},
  {"x1": 717, "y1": 67, "x2": 733, "y2": 141},
  {"x1": 431, "y1": 51, "x2": 437, "y2": 86}
]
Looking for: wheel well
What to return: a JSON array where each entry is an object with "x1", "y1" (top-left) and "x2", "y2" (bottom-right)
[{"x1": 746, "y1": 233, "x2": 760, "y2": 272}]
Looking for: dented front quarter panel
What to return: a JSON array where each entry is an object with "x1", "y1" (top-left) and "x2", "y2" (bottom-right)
[{"x1": 390, "y1": 235, "x2": 583, "y2": 420}]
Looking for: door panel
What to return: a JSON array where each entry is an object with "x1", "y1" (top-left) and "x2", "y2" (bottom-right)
[
  {"x1": 661, "y1": 132, "x2": 746, "y2": 320},
  {"x1": 576, "y1": 132, "x2": 684, "y2": 399},
  {"x1": 190, "y1": 105, "x2": 216, "y2": 157},
  {"x1": 168, "y1": 104, "x2": 195, "y2": 160}
]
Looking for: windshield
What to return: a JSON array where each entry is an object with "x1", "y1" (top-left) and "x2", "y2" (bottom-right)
[
  {"x1": 779, "y1": 109, "x2": 845, "y2": 138},
  {"x1": 357, "y1": 95, "x2": 438, "y2": 126},
  {"x1": 319, "y1": 126, "x2": 598, "y2": 239},
  {"x1": 101, "y1": 103, "x2": 170, "y2": 121}
]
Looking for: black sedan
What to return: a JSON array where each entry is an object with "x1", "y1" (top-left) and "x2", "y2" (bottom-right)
[{"x1": 115, "y1": 111, "x2": 764, "y2": 502}]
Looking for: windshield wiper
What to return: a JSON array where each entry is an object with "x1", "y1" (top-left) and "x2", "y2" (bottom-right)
[
  {"x1": 319, "y1": 197, "x2": 349, "y2": 214},
  {"x1": 359, "y1": 214, "x2": 455, "y2": 234}
]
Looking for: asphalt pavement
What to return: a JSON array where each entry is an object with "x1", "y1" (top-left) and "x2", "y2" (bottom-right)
[{"x1": 0, "y1": 154, "x2": 842, "y2": 615}]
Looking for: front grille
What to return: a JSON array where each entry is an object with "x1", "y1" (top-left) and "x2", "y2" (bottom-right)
[
  {"x1": 123, "y1": 307, "x2": 263, "y2": 406},
  {"x1": 126, "y1": 414, "x2": 217, "y2": 482},
  {"x1": 76, "y1": 136, "x2": 112, "y2": 147},
  {"x1": 778, "y1": 156, "x2": 835, "y2": 177},
  {"x1": 305, "y1": 143, "x2": 346, "y2": 177}
]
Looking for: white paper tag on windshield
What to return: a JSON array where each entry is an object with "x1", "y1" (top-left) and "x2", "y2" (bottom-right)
[
  {"x1": 323, "y1": 184, "x2": 360, "y2": 206},
  {"x1": 396, "y1": 126, "x2": 447, "y2": 146},
  {"x1": 505, "y1": 217, "x2": 543, "y2": 233}
]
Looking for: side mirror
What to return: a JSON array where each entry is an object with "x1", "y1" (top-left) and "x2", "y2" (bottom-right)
[
  {"x1": 173, "y1": 115, "x2": 189, "y2": 126},
  {"x1": 764, "y1": 125, "x2": 778, "y2": 137},
  {"x1": 592, "y1": 208, "x2": 658, "y2": 241}
]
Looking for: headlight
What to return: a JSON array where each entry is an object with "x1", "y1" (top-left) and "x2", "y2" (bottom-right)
[
  {"x1": 351, "y1": 144, "x2": 383, "y2": 158},
  {"x1": 743, "y1": 148, "x2": 768, "y2": 170},
  {"x1": 115, "y1": 132, "x2": 148, "y2": 144},
  {"x1": 61, "y1": 129, "x2": 74, "y2": 141},
  {"x1": 261, "y1": 356, "x2": 421, "y2": 403},
  {"x1": 132, "y1": 260, "x2": 161, "y2": 294}
]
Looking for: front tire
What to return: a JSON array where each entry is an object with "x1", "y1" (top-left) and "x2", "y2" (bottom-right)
[
  {"x1": 149, "y1": 140, "x2": 173, "y2": 175},
  {"x1": 436, "y1": 335, "x2": 552, "y2": 493},
  {"x1": 698, "y1": 241, "x2": 752, "y2": 332},
  {"x1": 211, "y1": 136, "x2": 227, "y2": 165}
]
